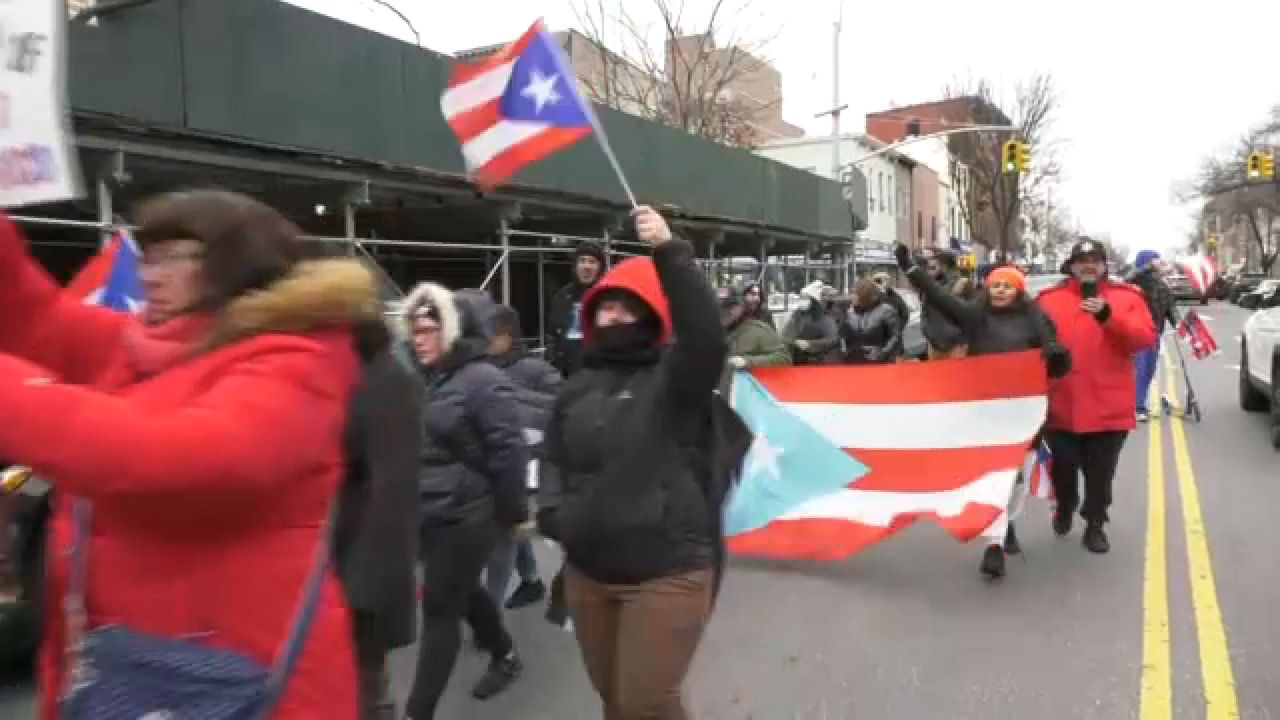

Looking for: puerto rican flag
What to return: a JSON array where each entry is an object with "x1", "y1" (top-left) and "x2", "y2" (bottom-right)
[
  {"x1": 1178, "y1": 308, "x2": 1218, "y2": 359},
  {"x1": 65, "y1": 230, "x2": 144, "y2": 312},
  {"x1": 726, "y1": 352, "x2": 1048, "y2": 560},
  {"x1": 1178, "y1": 254, "x2": 1217, "y2": 298},
  {"x1": 440, "y1": 20, "x2": 593, "y2": 188}
]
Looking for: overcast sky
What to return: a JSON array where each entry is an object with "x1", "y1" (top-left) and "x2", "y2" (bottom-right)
[{"x1": 285, "y1": 0, "x2": 1280, "y2": 253}]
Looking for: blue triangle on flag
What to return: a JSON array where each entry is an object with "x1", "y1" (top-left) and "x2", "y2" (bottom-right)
[
  {"x1": 499, "y1": 29, "x2": 592, "y2": 128},
  {"x1": 99, "y1": 232, "x2": 144, "y2": 312},
  {"x1": 725, "y1": 373, "x2": 868, "y2": 536}
]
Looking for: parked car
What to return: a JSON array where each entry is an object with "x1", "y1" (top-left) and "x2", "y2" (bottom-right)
[
  {"x1": 1239, "y1": 280, "x2": 1280, "y2": 310},
  {"x1": 1239, "y1": 300, "x2": 1280, "y2": 448},
  {"x1": 1165, "y1": 273, "x2": 1208, "y2": 304},
  {"x1": 0, "y1": 466, "x2": 48, "y2": 666},
  {"x1": 1230, "y1": 273, "x2": 1271, "y2": 304}
]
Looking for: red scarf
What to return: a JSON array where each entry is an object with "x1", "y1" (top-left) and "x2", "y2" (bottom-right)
[{"x1": 122, "y1": 313, "x2": 215, "y2": 380}]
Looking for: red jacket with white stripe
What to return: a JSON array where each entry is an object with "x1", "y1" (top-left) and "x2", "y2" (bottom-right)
[{"x1": 1036, "y1": 277, "x2": 1156, "y2": 433}]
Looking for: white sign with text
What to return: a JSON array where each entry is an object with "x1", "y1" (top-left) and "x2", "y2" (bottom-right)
[{"x1": 0, "y1": 0, "x2": 81, "y2": 207}]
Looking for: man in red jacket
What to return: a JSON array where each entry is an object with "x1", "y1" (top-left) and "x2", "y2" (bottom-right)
[{"x1": 1037, "y1": 239, "x2": 1156, "y2": 554}]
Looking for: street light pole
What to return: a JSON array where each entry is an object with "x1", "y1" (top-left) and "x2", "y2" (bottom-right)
[{"x1": 844, "y1": 124, "x2": 1016, "y2": 167}]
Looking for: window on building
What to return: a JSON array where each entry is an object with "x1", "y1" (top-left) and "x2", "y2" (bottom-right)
[
  {"x1": 879, "y1": 174, "x2": 886, "y2": 212},
  {"x1": 917, "y1": 212, "x2": 923, "y2": 240}
]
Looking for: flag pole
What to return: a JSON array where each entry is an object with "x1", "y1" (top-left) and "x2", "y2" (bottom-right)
[{"x1": 581, "y1": 105, "x2": 638, "y2": 209}]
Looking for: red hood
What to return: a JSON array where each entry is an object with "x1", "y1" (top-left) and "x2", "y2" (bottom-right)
[{"x1": 580, "y1": 256, "x2": 673, "y2": 345}]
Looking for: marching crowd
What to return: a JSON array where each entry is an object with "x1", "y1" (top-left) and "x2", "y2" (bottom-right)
[{"x1": 0, "y1": 189, "x2": 1164, "y2": 719}]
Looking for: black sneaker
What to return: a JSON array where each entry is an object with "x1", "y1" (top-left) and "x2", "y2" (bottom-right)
[
  {"x1": 472, "y1": 650, "x2": 523, "y2": 700},
  {"x1": 1003, "y1": 524, "x2": 1022, "y2": 556},
  {"x1": 1052, "y1": 508, "x2": 1073, "y2": 537},
  {"x1": 505, "y1": 579, "x2": 547, "y2": 610},
  {"x1": 1082, "y1": 521, "x2": 1110, "y2": 554},
  {"x1": 980, "y1": 545, "x2": 1006, "y2": 580}
]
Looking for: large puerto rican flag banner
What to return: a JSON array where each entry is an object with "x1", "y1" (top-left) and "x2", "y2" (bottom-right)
[
  {"x1": 441, "y1": 20, "x2": 594, "y2": 189},
  {"x1": 726, "y1": 351, "x2": 1049, "y2": 561},
  {"x1": 65, "y1": 230, "x2": 144, "y2": 312}
]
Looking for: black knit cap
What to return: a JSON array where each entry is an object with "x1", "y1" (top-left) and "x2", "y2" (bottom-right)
[{"x1": 574, "y1": 241, "x2": 606, "y2": 265}]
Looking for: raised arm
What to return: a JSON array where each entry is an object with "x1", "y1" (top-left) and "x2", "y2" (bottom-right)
[
  {"x1": 638, "y1": 207, "x2": 726, "y2": 402},
  {"x1": 0, "y1": 215, "x2": 126, "y2": 383}
]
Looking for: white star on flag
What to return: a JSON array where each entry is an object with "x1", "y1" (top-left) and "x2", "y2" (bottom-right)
[
  {"x1": 746, "y1": 431, "x2": 784, "y2": 481},
  {"x1": 520, "y1": 68, "x2": 562, "y2": 114}
]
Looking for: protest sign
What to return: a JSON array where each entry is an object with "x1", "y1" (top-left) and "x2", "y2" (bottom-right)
[{"x1": 0, "y1": 0, "x2": 81, "y2": 207}]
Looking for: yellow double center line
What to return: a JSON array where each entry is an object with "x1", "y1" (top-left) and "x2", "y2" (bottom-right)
[{"x1": 1139, "y1": 353, "x2": 1239, "y2": 719}]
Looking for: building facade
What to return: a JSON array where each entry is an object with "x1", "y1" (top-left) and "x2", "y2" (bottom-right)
[{"x1": 757, "y1": 134, "x2": 924, "y2": 253}]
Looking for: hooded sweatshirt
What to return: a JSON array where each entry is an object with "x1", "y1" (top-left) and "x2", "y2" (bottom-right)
[
  {"x1": 400, "y1": 284, "x2": 529, "y2": 529},
  {"x1": 781, "y1": 281, "x2": 840, "y2": 365},
  {"x1": 537, "y1": 239, "x2": 735, "y2": 585}
]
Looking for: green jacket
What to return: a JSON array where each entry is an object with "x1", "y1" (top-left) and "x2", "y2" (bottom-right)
[{"x1": 720, "y1": 317, "x2": 790, "y2": 395}]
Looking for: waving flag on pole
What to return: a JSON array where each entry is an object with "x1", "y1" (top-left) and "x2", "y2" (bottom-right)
[
  {"x1": 441, "y1": 21, "x2": 594, "y2": 189},
  {"x1": 726, "y1": 352, "x2": 1048, "y2": 561},
  {"x1": 1178, "y1": 255, "x2": 1217, "y2": 298},
  {"x1": 66, "y1": 229, "x2": 144, "y2": 312}
]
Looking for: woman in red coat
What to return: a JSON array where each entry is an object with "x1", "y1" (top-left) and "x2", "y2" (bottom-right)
[{"x1": 0, "y1": 190, "x2": 379, "y2": 718}]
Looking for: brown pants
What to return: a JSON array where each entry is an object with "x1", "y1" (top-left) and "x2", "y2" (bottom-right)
[
  {"x1": 565, "y1": 566, "x2": 714, "y2": 720},
  {"x1": 928, "y1": 344, "x2": 969, "y2": 361}
]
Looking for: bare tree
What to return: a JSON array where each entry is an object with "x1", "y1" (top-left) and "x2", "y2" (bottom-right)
[
  {"x1": 1181, "y1": 105, "x2": 1280, "y2": 272},
  {"x1": 943, "y1": 75, "x2": 1062, "y2": 263},
  {"x1": 571, "y1": 0, "x2": 780, "y2": 148}
]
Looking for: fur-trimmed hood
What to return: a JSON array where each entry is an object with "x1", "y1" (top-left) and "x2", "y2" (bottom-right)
[
  {"x1": 401, "y1": 282, "x2": 495, "y2": 361},
  {"x1": 199, "y1": 258, "x2": 381, "y2": 354}
]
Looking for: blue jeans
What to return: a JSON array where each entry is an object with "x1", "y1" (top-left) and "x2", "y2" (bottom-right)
[
  {"x1": 485, "y1": 534, "x2": 540, "y2": 604},
  {"x1": 1135, "y1": 344, "x2": 1160, "y2": 412}
]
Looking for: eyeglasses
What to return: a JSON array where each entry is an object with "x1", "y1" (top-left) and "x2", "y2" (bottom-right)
[{"x1": 140, "y1": 249, "x2": 204, "y2": 268}]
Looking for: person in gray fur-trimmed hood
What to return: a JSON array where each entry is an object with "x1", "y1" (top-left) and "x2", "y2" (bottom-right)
[{"x1": 400, "y1": 283, "x2": 528, "y2": 720}]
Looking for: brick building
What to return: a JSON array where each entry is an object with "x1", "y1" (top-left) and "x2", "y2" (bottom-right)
[{"x1": 665, "y1": 33, "x2": 802, "y2": 144}]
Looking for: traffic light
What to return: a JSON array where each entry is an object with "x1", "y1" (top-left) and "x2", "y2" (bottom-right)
[
  {"x1": 1262, "y1": 152, "x2": 1276, "y2": 180},
  {"x1": 1002, "y1": 139, "x2": 1030, "y2": 175},
  {"x1": 1248, "y1": 151, "x2": 1265, "y2": 179},
  {"x1": 1002, "y1": 140, "x2": 1018, "y2": 175},
  {"x1": 1015, "y1": 141, "x2": 1031, "y2": 174}
]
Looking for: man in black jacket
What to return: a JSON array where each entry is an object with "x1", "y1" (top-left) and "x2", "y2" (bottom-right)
[
  {"x1": 873, "y1": 271, "x2": 911, "y2": 358},
  {"x1": 546, "y1": 241, "x2": 606, "y2": 377},
  {"x1": 921, "y1": 250, "x2": 971, "y2": 359},
  {"x1": 484, "y1": 305, "x2": 561, "y2": 610},
  {"x1": 1127, "y1": 250, "x2": 1178, "y2": 421},
  {"x1": 337, "y1": 321, "x2": 423, "y2": 720}
]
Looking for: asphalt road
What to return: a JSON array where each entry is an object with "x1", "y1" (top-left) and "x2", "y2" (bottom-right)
[{"x1": 3, "y1": 302, "x2": 1277, "y2": 719}]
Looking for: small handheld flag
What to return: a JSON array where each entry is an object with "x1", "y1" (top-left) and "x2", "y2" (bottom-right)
[
  {"x1": 440, "y1": 20, "x2": 636, "y2": 203},
  {"x1": 1178, "y1": 308, "x2": 1218, "y2": 359},
  {"x1": 67, "y1": 230, "x2": 144, "y2": 312}
]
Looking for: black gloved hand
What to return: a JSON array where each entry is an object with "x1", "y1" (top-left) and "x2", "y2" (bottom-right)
[
  {"x1": 1043, "y1": 344, "x2": 1071, "y2": 379},
  {"x1": 894, "y1": 244, "x2": 913, "y2": 272}
]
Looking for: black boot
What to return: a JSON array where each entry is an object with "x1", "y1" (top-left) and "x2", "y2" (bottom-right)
[
  {"x1": 1052, "y1": 507, "x2": 1073, "y2": 537},
  {"x1": 1003, "y1": 524, "x2": 1021, "y2": 555},
  {"x1": 472, "y1": 649, "x2": 523, "y2": 700},
  {"x1": 1082, "y1": 521, "x2": 1110, "y2": 554},
  {"x1": 505, "y1": 579, "x2": 547, "y2": 610},
  {"x1": 980, "y1": 545, "x2": 1006, "y2": 580}
]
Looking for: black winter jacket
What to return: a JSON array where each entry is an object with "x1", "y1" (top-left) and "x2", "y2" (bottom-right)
[
  {"x1": 782, "y1": 301, "x2": 841, "y2": 365},
  {"x1": 907, "y1": 265, "x2": 1067, "y2": 361},
  {"x1": 1128, "y1": 267, "x2": 1179, "y2": 336},
  {"x1": 401, "y1": 285, "x2": 529, "y2": 529},
  {"x1": 841, "y1": 298, "x2": 901, "y2": 363},
  {"x1": 489, "y1": 348, "x2": 563, "y2": 457},
  {"x1": 546, "y1": 281, "x2": 594, "y2": 377},
  {"x1": 538, "y1": 240, "x2": 729, "y2": 585},
  {"x1": 335, "y1": 341, "x2": 422, "y2": 650},
  {"x1": 920, "y1": 269, "x2": 970, "y2": 352}
]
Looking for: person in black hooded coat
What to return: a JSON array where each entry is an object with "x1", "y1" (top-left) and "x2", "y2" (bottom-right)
[
  {"x1": 400, "y1": 284, "x2": 529, "y2": 720},
  {"x1": 336, "y1": 318, "x2": 423, "y2": 720},
  {"x1": 546, "y1": 241, "x2": 607, "y2": 377},
  {"x1": 538, "y1": 206, "x2": 749, "y2": 720}
]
